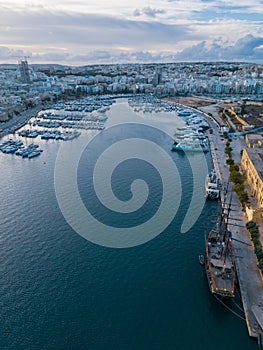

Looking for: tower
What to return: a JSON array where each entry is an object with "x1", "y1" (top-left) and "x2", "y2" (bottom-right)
[
  {"x1": 19, "y1": 58, "x2": 30, "y2": 84},
  {"x1": 153, "y1": 67, "x2": 162, "y2": 86}
]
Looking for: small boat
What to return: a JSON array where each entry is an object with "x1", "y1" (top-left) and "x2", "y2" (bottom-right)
[
  {"x1": 178, "y1": 110, "x2": 193, "y2": 117},
  {"x1": 199, "y1": 255, "x2": 205, "y2": 266},
  {"x1": 28, "y1": 151, "x2": 41, "y2": 158}
]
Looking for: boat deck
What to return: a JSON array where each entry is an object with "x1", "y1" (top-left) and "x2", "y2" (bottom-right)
[{"x1": 206, "y1": 229, "x2": 235, "y2": 297}]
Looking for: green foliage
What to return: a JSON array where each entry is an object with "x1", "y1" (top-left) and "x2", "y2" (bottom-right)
[
  {"x1": 234, "y1": 183, "x2": 244, "y2": 192},
  {"x1": 226, "y1": 158, "x2": 234, "y2": 166},
  {"x1": 229, "y1": 170, "x2": 243, "y2": 184},
  {"x1": 254, "y1": 244, "x2": 262, "y2": 255},
  {"x1": 225, "y1": 146, "x2": 232, "y2": 157},
  {"x1": 230, "y1": 164, "x2": 239, "y2": 172},
  {"x1": 258, "y1": 259, "x2": 263, "y2": 272},
  {"x1": 256, "y1": 251, "x2": 263, "y2": 261},
  {"x1": 246, "y1": 221, "x2": 257, "y2": 229},
  {"x1": 250, "y1": 226, "x2": 259, "y2": 234},
  {"x1": 251, "y1": 231, "x2": 259, "y2": 240},
  {"x1": 237, "y1": 191, "x2": 248, "y2": 204},
  {"x1": 246, "y1": 221, "x2": 263, "y2": 272}
]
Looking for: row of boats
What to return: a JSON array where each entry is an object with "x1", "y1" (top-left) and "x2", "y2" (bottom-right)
[
  {"x1": 18, "y1": 129, "x2": 81, "y2": 141},
  {"x1": 128, "y1": 95, "x2": 179, "y2": 113},
  {"x1": 32, "y1": 120, "x2": 105, "y2": 130},
  {"x1": 55, "y1": 97, "x2": 115, "y2": 113},
  {"x1": 38, "y1": 111, "x2": 108, "y2": 122},
  {"x1": 0, "y1": 139, "x2": 42, "y2": 158},
  {"x1": 171, "y1": 110, "x2": 210, "y2": 153}
]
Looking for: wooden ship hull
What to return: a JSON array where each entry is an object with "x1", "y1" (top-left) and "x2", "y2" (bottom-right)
[{"x1": 205, "y1": 195, "x2": 236, "y2": 298}]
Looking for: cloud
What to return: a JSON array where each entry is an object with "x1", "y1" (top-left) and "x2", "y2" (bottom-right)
[
  {"x1": 174, "y1": 34, "x2": 263, "y2": 62},
  {"x1": 0, "y1": 35, "x2": 262, "y2": 65},
  {"x1": 0, "y1": 8, "x2": 189, "y2": 51},
  {"x1": 0, "y1": 46, "x2": 31, "y2": 60},
  {"x1": 32, "y1": 50, "x2": 170, "y2": 65},
  {"x1": 133, "y1": 6, "x2": 166, "y2": 18},
  {"x1": 0, "y1": 5, "x2": 262, "y2": 65}
]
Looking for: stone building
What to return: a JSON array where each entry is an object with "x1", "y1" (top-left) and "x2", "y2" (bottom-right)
[
  {"x1": 241, "y1": 147, "x2": 263, "y2": 221},
  {"x1": 245, "y1": 134, "x2": 263, "y2": 148}
]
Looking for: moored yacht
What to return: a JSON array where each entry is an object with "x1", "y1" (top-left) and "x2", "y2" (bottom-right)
[{"x1": 205, "y1": 170, "x2": 220, "y2": 200}]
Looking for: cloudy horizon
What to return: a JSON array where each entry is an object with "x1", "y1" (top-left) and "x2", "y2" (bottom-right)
[{"x1": 0, "y1": 1, "x2": 262, "y2": 65}]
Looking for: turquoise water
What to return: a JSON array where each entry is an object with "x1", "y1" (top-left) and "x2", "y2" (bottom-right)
[{"x1": 0, "y1": 99, "x2": 256, "y2": 349}]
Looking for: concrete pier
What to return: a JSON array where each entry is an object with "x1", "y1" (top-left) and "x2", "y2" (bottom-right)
[{"x1": 205, "y1": 113, "x2": 263, "y2": 339}]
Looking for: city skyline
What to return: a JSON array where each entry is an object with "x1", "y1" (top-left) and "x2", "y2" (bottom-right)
[{"x1": 0, "y1": 0, "x2": 262, "y2": 65}]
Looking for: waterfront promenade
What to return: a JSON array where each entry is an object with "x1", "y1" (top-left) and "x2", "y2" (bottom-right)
[{"x1": 205, "y1": 111, "x2": 263, "y2": 341}]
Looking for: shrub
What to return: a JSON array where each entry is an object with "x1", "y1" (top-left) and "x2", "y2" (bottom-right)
[
  {"x1": 234, "y1": 183, "x2": 244, "y2": 192},
  {"x1": 254, "y1": 244, "x2": 262, "y2": 255},
  {"x1": 230, "y1": 170, "x2": 243, "y2": 184},
  {"x1": 230, "y1": 164, "x2": 239, "y2": 172},
  {"x1": 237, "y1": 191, "x2": 248, "y2": 204},
  {"x1": 249, "y1": 226, "x2": 259, "y2": 234},
  {"x1": 246, "y1": 221, "x2": 257, "y2": 229},
  {"x1": 258, "y1": 259, "x2": 263, "y2": 272},
  {"x1": 251, "y1": 231, "x2": 259, "y2": 240},
  {"x1": 225, "y1": 147, "x2": 232, "y2": 157},
  {"x1": 256, "y1": 251, "x2": 263, "y2": 261},
  {"x1": 226, "y1": 158, "x2": 234, "y2": 166}
]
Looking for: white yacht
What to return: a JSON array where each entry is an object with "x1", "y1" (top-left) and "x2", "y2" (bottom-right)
[{"x1": 205, "y1": 170, "x2": 220, "y2": 200}]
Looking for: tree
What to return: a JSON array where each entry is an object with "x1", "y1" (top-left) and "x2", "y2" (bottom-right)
[
  {"x1": 258, "y1": 259, "x2": 263, "y2": 272},
  {"x1": 254, "y1": 244, "x2": 262, "y2": 254},
  {"x1": 234, "y1": 183, "x2": 244, "y2": 192},
  {"x1": 256, "y1": 251, "x2": 263, "y2": 261},
  {"x1": 229, "y1": 170, "x2": 243, "y2": 184},
  {"x1": 230, "y1": 164, "x2": 239, "y2": 172},
  {"x1": 226, "y1": 158, "x2": 234, "y2": 166},
  {"x1": 246, "y1": 221, "x2": 257, "y2": 229},
  {"x1": 237, "y1": 190, "x2": 248, "y2": 204}
]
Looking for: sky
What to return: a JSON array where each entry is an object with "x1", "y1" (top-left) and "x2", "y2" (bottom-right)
[{"x1": 0, "y1": 0, "x2": 262, "y2": 65}]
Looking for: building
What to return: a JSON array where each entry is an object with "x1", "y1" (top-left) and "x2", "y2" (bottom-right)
[
  {"x1": 245, "y1": 134, "x2": 263, "y2": 148},
  {"x1": 153, "y1": 67, "x2": 162, "y2": 86},
  {"x1": 19, "y1": 59, "x2": 30, "y2": 84},
  {"x1": 241, "y1": 147, "x2": 263, "y2": 221}
]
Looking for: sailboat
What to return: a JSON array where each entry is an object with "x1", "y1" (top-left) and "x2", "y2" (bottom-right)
[{"x1": 205, "y1": 192, "x2": 236, "y2": 298}]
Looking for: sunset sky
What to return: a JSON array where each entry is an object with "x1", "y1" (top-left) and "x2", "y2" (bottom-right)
[{"x1": 0, "y1": 0, "x2": 262, "y2": 65}]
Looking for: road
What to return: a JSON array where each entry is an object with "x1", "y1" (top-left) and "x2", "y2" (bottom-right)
[{"x1": 0, "y1": 104, "x2": 44, "y2": 138}]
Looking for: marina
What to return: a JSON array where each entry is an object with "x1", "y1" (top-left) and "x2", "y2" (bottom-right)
[
  {"x1": 0, "y1": 96, "x2": 110, "y2": 159},
  {"x1": 0, "y1": 97, "x2": 259, "y2": 349}
]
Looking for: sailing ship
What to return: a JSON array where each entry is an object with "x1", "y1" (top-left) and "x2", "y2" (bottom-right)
[
  {"x1": 205, "y1": 169, "x2": 220, "y2": 200},
  {"x1": 205, "y1": 193, "x2": 236, "y2": 298}
]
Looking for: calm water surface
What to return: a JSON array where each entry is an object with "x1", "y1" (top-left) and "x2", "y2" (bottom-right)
[{"x1": 0, "y1": 99, "x2": 256, "y2": 349}]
